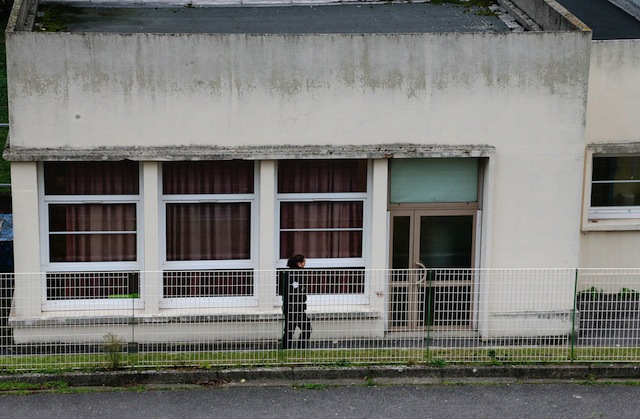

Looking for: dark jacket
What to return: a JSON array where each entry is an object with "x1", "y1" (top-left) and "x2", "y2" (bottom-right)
[{"x1": 282, "y1": 269, "x2": 307, "y2": 314}]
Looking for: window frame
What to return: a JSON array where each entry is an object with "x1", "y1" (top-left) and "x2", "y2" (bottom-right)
[
  {"x1": 39, "y1": 162, "x2": 143, "y2": 311},
  {"x1": 276, "y1": 159, "x2": 370, "y2": 269},
  {"x1": 275, "y1": 160, "x2": 371, "y2": 305},
  {"x1": 159, "y1": 161, "x2": 258, "y2": 308},
  {"x1": 583, "y1": 147, "x2": 640, "y2": 231}
]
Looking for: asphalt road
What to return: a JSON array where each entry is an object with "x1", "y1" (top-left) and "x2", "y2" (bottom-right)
[{"x1": 1, "y1": 382, "x2": 639, "y2": 418}]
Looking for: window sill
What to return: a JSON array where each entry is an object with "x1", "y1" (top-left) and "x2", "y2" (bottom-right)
[{"x1": 582, "y1": 218, "x2": 640, "y2": 232}]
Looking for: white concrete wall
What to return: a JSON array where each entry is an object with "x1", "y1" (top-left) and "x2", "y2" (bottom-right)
[
  {"x1": 4, "y1": 17, "x2": 596, "y2": 340},
  {"x1": 580, "y1": 40, "x2": 640, "y2": 269},
  {"x1": 6, "y1": 30, "x2": 592, "y2": 270}
]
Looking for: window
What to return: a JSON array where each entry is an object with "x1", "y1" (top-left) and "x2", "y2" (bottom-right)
[
  {"x1": 42, "y1": 161, "x2": 141, "y2": 302},
  {"x1": 277, "y1": 159, "x2": 367, "y2": 297},
  {"x1": 277, "y1": 159, "x2": 367, "y2": 264},
  {"x1": 161, "y1": 161, "x2": 255, "y2": 300},
  {"x1": 589, "y1": 155, "x2": 640, "y2": 220}
]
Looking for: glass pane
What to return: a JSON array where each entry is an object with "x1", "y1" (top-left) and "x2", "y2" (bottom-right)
[
  {"x1": 280, "y1": 231, "x2": 362, "y2": 259},
  {"x1": 49, "y1": 204, "x2": 136, "y2": 232},
  {"x1": 591, "y1": 183, "x2": 640, "y2": 206},
  {"x1": 280, "y1": 202, "x2": 363, "y2": 229},
  {"x1": 591, "y1": 156, "x2": 640, "y2": 207},
  {"x1": 163, "y1": 161, "x2": 254, "y2": 194},
  {"x1": 390, "y1": 159, "x2": 478, "y2": 203},
  {"x1": 278, "y1": 160, "x2": 367, "y2": 193},
  {"x1": 49, "y1": 233, "x2": 137, "y2": 262},
  {"x1": 44, "y1": 161, "x2": 139, "y2": 195},
  {"x1": 163, "y1": 270, "x2": 254, "y2": 297},
  {"x1": 592, "y1": 156, "x2": 640, "y2": 181},
  {"x1": 47, "y1": 272, "x2": 139, "y2": 300},
  {"x1": 391, "y1": 216, "x2": 411, "y2": 271},
  {"x1": 419, "y1": 216, "x2": 473, "y2": 268},
  {"x1": 166, "y1": 203, "x2": 251, "y2": 261}
]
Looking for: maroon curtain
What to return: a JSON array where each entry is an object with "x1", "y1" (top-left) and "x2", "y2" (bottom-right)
[
  {"x1": 44, "y1": 162, "x2": 139, "y2": 263},
  {"x1": 166, "y1": 203, "x2": 250, "y2": 261},
  {"x1": 44, "y1": 161, "x2": 139, "y2": 195},
  {"x1": 279, "y1": 202, "x2": 363, "y2": 259},
  {"x1": 163, "y1": 161, "x2": 254, "y2": 195},
  {"x1": 278, "y1": 160, "x2": 367, "y2": 193}
]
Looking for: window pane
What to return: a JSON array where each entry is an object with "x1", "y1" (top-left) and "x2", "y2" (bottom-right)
[
  {"x1": 280, "y1": 202, "x2": 363, "y2": 229},
  {"x1": 47, "y1": 272, "x2": 139, "y2": 300},
  {"x1": 278, "y1": 160, "x2": 367, "y2": 193},
  {"x1": 50, "y1": 233, "x2": 137, "y2": 262},
  {"x1": 166, "y1": 203, "x2": 251, "y2": 261},
  {"x1": 390, "y1": 159, "x2": 478, "y2": 203},
  {"x1": 44, "y1": 161, "x2": 139, "y2": 195},
  {"x1": 163, "y1": 161, "x2": 254, "y2": 194},
  {"x1": 277, "y1": 269, "x2": 365, "y2": 295},
  {"x1": 163, "y1": 270, "x2": 254, "y2": 297},
  {"x1": 592, "y1": 156, "x2": 640, "y2": 181},
  {"x1": 49, "y1": 204, "x2": 136, "y2": 232},
  {"x1": 591, "y1": 183, "x2": 640, "y2": 207},
  {"x1": 280, "y1": 231, "x2": 363, "y2": 259},
  {"x1": 592, "y1": 156, "x2": 640, "y2": 207}
]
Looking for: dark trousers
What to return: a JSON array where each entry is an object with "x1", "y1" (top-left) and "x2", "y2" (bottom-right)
[{"x1": 284, "y1": 308, "x2": 312, "y2": 349}]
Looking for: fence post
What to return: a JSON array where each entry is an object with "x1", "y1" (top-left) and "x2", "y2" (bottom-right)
[
  {"x1": 570, "y1": 268, "x2": 579, "y2": 363},
  {"x1": 425, "y1": 269, "x2": 432, "y2": 358}
]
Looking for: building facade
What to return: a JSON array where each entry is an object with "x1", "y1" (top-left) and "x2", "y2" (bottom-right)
[{"x1": 3, "y1": 0, "x2": 639, "y2": 343}]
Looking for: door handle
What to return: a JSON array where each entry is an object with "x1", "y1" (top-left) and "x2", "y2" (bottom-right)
[{"x1": 415, "y1": 261, "x2": 427, "y2": 283}]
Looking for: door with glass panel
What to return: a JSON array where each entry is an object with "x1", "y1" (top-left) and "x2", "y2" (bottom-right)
[{"x1": 389, "y1": 210, "x2": 476, "y2": 330}]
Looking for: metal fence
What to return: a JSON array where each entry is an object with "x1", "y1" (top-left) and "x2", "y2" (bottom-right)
[{"x1": 1, "y1": 268, "x2": 640, "y2": 372}]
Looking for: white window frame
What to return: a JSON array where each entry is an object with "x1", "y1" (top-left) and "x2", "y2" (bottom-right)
[
  {"x1": 39, "y1": 162, "x2": 143, "y2": 311},
  {"x1": 276, "y1": 160, "x2": 371, "y2": 305},
  {"x1": 159, "y1": 161, "x2": 258, "y2": 309},
  {"x1": 583, "y1": 147, "x2": 640, "y2": 231}
]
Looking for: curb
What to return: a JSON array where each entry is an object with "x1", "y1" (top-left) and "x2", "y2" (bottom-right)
[{"x1": 3, "y1": 364, "x2": 640, "y2": 388}]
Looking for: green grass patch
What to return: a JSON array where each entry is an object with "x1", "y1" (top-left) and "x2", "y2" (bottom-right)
[{"x1": 2, "y1": 346, "x2": 640, "y2": 373}]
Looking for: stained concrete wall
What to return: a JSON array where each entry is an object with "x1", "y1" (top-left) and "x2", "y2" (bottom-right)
[
  {"x1": 580, "y1": 40, "x2": 640, "y2": 269},
  {"x1": 3, "y1": 1, "x2": 596, "y2": 340},
  {"x1": 5, "y1": 27, "x2": 593, "y2": 271},
  {"x1": 6, "y1": 30, "x2": 592, "y2": 269}
]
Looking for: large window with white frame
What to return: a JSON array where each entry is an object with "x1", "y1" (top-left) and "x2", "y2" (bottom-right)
[
  {"x1": 161, "y1": 161, "x2": 256, "y2": 301},
  {"x1": 42, "y1": 161, "x2": 141, "y2": 304},
  {"x1": 588, "y1": 155, "x2": 640, "y2": 220},
  {"x1": 277, "y1": 159, "x2": 368, "y2": 295}
]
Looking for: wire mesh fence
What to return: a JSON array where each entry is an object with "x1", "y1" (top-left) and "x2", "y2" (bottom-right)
[{"x1": 1, "y1": 268, "x2": 640, "y2": 372}]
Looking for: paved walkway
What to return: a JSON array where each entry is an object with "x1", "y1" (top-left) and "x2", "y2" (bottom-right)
[{"x1": 2, "y1": 382, "x2": 640, "y2": 418}]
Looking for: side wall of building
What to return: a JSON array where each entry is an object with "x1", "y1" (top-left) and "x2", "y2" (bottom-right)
[{"x1": 580, "y1": 40, "x2": 640, "y2": 269}]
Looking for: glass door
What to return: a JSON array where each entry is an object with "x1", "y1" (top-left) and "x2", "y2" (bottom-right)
[{"x1": 389, "y1": 210, "x2": 476, "y2": 331}]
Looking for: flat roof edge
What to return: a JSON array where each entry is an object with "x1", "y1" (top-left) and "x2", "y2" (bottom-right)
[
  {"x1": 509, "y1": 0, "x2": 591, "y2": 32},
  {"x1": 3, "y1": 144, "x2": 496, "y2": 161}
]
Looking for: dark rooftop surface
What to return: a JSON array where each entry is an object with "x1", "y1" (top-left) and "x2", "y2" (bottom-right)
[
  {"x1": 36, "y1": 2, "x2": 512, "y2": 34},
  {"x1": 556, "y1": 0, "x2": 640, "y2": 40}
]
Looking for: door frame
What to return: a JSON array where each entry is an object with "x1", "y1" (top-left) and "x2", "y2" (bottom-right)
[{"x1": 388, "y1": 205, "x2": 480, "y2": 331}]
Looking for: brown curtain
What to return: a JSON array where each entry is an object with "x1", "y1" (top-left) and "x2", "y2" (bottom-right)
[
  {"x1": 279, "y1": 202, "x2": 363, "y2": 259},
  {"x1": 163, "y1": 161, "x2": 254, "y2": 195},
  {"x1": 166, "y1": 203, "x2": 251, "y2": 261},
  {"x1": 278, "y1": 160, "x2": 367, "y2": 193},
  {"x1": 44, "y1": 161, "x2": 139, "y2": 195},
  {"x1": 44, "y1": 161, "x2": 140, "y2": 263}
]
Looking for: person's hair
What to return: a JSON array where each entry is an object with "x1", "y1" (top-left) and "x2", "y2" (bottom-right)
[{"x1": 287, "y1": 254, "x2": 305, "y2": 268}]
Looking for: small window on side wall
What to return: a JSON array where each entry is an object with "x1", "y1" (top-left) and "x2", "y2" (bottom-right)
[{"x1": 589, "y1": 155, "x2": 640, "y2": 220}]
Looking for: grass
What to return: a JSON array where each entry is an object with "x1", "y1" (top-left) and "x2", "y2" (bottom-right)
[{"x1": 2, "y1": 346, "x2": 640, "y2": 374}]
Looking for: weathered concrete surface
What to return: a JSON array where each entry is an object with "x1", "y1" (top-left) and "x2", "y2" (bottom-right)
[{"x1": 3, "y1": 364, "x2": 640, "y2": 388}]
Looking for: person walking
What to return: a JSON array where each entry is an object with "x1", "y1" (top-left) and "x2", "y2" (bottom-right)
[{"x1": 282, "y1": 254, "x2": 312, "y2": 349}]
